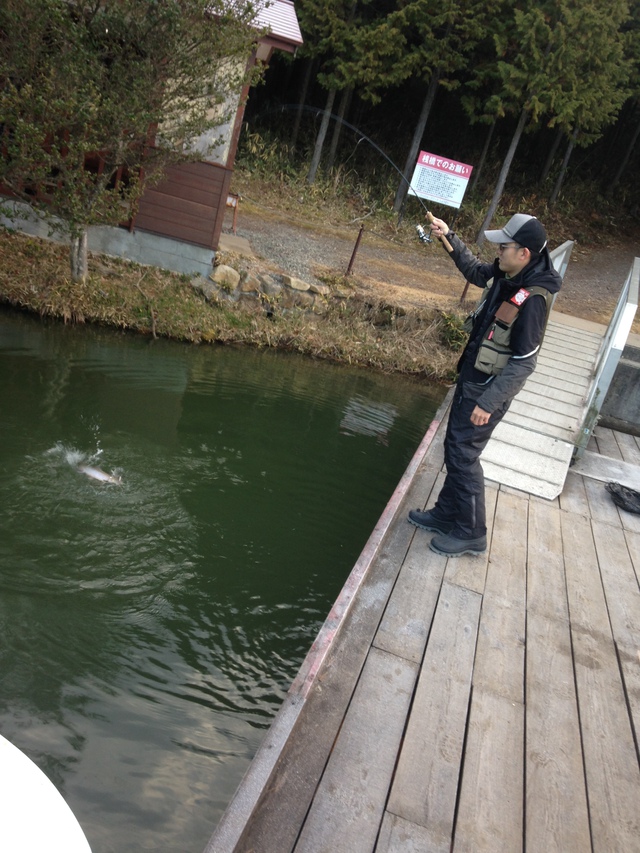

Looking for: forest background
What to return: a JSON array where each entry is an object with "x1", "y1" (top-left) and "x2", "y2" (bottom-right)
[
  {"x1": 1, "y1": 0, "x2": 639, "y2": 381},
  {"x1": 237, "y1": 0, "x2": 640, "y2": 243}
]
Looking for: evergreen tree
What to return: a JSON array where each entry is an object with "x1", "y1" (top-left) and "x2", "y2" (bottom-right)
[
  {"x1": 607, "y1": 0, "x2": 640, "y2": 194},
  {"x1": 0, "y1": 0, "x2": 260, "y2": 281},
  {"x1": 548, "y1": 0, "x2": 630, "y2": 205},
  {"x1": 475, "y1": 0, "x2": 630, "y2": 242},
  {"x1": 298, "y1": 0, "x2": 409, "y2": 184},
  {"x1": 391, "y1": 0, "x2": 497, "y2": 213}
]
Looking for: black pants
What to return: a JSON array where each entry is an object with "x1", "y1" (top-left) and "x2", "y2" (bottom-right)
[{"x1": 433, "y1": 380, "x2": 511, "y2": 538}]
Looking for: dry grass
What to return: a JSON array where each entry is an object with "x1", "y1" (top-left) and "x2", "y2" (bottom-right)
[{"x1": 0, "y1": 228, "x2": 463, "y2": 381}]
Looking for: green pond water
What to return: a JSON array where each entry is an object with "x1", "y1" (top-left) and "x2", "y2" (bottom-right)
[{"x1": 0, "y1": 308, "x2": 443, "y2": 852}]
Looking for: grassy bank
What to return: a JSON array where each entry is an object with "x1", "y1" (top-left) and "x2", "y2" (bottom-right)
[{"x1": 0, "y1": 229, "x2": 463, "y2": 382}]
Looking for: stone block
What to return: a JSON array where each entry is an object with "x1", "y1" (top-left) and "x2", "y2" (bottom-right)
[
  {"x1": 239, "y1": 273, "x2": 261, "y2": 293},
  {"x1": 310, "y1": 283, "x2": 331, "y2": 296},
  {"x1": 282, "y1": 274, "x2": 310, "y2": 292},
  {"x1": 191, "y1": 276, "x2": 218, "y2": 301},
  {"x1": 258, "y1": 274, "x2": 284, "y2": 296},
  {"x1": 210, "y1": 264, "x2": 240, "y2": 290}
]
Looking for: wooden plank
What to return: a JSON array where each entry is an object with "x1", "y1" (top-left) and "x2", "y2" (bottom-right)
[
  {"x1": 483, "y1": 432, "x2": 574, "y2": 479},
  {"x1": 157, "y1": 168, "x2": 225, "y2": 195},
  {"x1": 444, "y1": 483, "x2": 497, "y2": 595},
  {"x1": 506, "y1": 401, "x2": 583, "y2": 433},
  {"x1": 404, "y1": 427, "x2": 447, "y2": 518},
  {"x1": 490, "y1": 421, "x2": 577, "y2": 460},
  {"x1": 572, "y1": 450, "x2": 640, "y2": 492},
  {"x1": 525, "y1": 500, "x2": 591, "y2": 852},
  {"x1": 626, "y1": 527, "x2": 640, "y2": 584},
  {"x1": 470, "y1": 490, "x2": 527, "y2": 703},
  {"x1": 559, "y1": 470, "x2": 590, "y2": 516},
  {"x1": 525, "y1": 610, "x2": 591, "y2": 852},
  {"x1": 543, "y1": 325, "x2": 602, "y2": 346},
  {"x1": 144, "y1": 179, "x2": 220, "y2": 208},
  {"x1": 214, "y1": 408, "x2": 455, "y2": 852},
  {"x1": 374, "y1": 535, "x2": 447, "y2": 663},
  {"x1": 147, "y1": 165, "x2": 225, "y2": 195},
  {"x1": 523, "y1": 370, "x2": 591, "y2": 397},
  {"x1": 520, "y1": 381, "x2": 586, "y2": 409},
  {"x1": 537, "y1": 349, "x2": 596, "y2": 370},
  {"x1": 386, "y1": 583, "x2": 481, "y2": 851},
  {"x1": 592, "y1": 426, "x2": 624, "y2": 459},
  {"x1": 138, "y1": 190, "x2": 214, "y2": 219},
  {"x1": 541, "y1": 329, "x2": 601, "y2": 353},
  {"x1": 619, "y1": 503, "x2": 640, "y2": 533},
  {"x1": 482, "y1": 460, "x2": 567, "y2": 500},
  {"x1": 376, "y1": 813, "x2": 435, "y2": 853},
  {"x1": 294, "y1": 647, "x2": 418, "y2": 853},
  {"x1": 546, "y1": 316, "x2": 603, "y2": 337},
  {"x1": 513, "y1": 388, "x2": 587, "y2": 420},
  {"x1": 482, "y1": 421, "x2": 573, "y2": 500},
  {"x1": 542, "y1": 329, "x2": 602, "y2": 354},
  {"x1": 527, "y1": 499, "x2": 567, "y2": 620},
  {"x1": 561, "y1": 514, "x2": 640, "y2": 852},
  {"x1": 164, "y1": 159, "x2": 227, "y2": 185},
  {"x1": 227, "y1": 515, "x2": 417, "y2": 853},
  {"x1": 592, "y1": 521, "x2": 640, "y2": 651},
  {"x1": 614, "y1": 430, "x2": 640, "y2": 465},
  {"x1": 538, "y1": 347, "x2": 596, "y2": 368},
  {"x1": 452, "y1": 691, "x2": 524, "y2": 853},
  {"x1": 583, "y1": 476, "x2": 623, "y2": 526},
  {"x1": 134, "y1": 214, "x2": 214, "y2": 248},
  {"x1": 533, "y1": 364, "x2": 592, "y2": 385}
]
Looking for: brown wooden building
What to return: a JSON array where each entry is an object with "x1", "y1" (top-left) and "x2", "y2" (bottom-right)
[
  {"x1": 132, "y1": 0, "x2": 302, "y2": 260},
  {"x1": 0, "y1": 1, "x2": 302, "y2": 277}
]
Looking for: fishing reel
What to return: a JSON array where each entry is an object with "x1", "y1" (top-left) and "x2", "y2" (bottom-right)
[{"x1": 415, "y1": 224, "x2": 432, "y2": 244}]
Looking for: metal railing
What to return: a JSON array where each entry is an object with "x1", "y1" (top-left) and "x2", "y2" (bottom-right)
[
  {"x1": 574, "y1": 256, "x2": 640, "y2": 459},
  {"x1": 550, "y1": 239, "x2": 575, "y2": 280}
]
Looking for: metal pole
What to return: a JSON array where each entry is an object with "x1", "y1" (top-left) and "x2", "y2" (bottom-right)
[{"x1": 346, "y1": 224, "x2": 365, "y2": 275}]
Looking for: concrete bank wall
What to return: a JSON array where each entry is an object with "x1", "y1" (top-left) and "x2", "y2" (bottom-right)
[
  {"x1": 1, "y1": 199, "x2": 215, "y2": 278},
  {"x1": 600, "y1": 343, "x2": 640, "y2": 436}
]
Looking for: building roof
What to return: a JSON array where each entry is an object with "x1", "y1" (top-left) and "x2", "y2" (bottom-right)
[{"x1": 254, "y1": 0, "x2": 303, "y2": 52}]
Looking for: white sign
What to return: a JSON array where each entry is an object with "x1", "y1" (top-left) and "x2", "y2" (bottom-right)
[{"x1": 408, "y1": 150, "x2": 473, "y2": 209}]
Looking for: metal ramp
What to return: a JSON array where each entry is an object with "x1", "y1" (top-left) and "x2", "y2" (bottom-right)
[
  {"x1": 482, "y1": 316, "x2": 603, "y2": 499},
  {"x1": 482, "y1": 254, "x2": 640, "y2": 499}
]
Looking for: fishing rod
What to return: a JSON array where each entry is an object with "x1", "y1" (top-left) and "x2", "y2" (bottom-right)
[{"x1": 254, "y1": 104, "x2": 452, "y2": 250}]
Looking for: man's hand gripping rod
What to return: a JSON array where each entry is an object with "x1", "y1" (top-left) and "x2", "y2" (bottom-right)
[{"x1": 426, "y1": 211, "x2": 453, "y2": 253}]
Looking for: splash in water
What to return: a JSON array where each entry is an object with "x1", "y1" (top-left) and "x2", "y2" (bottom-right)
[{"x1": 45, "y1": 443, "x2": 123, "y2": 485}]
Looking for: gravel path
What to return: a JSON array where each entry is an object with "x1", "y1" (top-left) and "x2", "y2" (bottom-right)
[{"x1": 229, "y1": 205, "x2": 640, "y2": 331}]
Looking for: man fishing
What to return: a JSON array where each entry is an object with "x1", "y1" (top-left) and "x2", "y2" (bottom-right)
[{"x1": 409, "y1": 213, "x2": 562, "y2": 556}]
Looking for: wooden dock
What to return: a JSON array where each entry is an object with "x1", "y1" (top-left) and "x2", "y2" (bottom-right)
[{"x1": 206, "y1": 320, "x2": 640, "y2": 853}]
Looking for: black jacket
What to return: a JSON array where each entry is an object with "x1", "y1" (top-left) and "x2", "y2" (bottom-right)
[{"x1": 446, "y1": 231, "x2": 562, "y2": 413}]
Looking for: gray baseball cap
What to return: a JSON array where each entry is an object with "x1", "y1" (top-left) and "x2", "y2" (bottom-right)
[{"x1": 484, "y1": 214, "x2": 548, "y2": 252}]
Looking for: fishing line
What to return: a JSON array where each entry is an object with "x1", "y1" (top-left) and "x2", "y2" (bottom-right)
[{"x1": 252, "y1": 104, "x2": 433, "y2": 219}]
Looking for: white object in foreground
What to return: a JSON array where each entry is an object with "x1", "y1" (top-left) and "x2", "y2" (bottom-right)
[{"x1": 0, "y1": 734, "x2": 92, "y2": 852}]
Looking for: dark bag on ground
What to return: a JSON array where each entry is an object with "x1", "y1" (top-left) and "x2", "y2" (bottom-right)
[{"x1": 605, "y1": 481, "x2": 640, "y2": 515}]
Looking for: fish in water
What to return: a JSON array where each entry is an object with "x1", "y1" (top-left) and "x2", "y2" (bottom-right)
[{"x1": 77, "y1": 464, "x2": 123, "y2": 485}]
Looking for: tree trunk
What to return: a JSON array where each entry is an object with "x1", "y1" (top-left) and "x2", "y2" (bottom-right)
[
  {"x1": 327, "y1": 86, "x2": 353, "y2": 172},
  {"x1": 291, "y1": 58, "x2": 315, "y2": 152},
  {"x1": 306, "y1": 88, "x2": 337, "y2": 185},
  {"x1": 549, "y1": 125, "x2": 579, "y2": 206},
  {"x1": 476, "y1": 107, "x2": 529, "y2": 246},
  {"x1": 469, "y1": 120, "x2": 496, "y2": 195},
  {"x1": 540, "y1": 126, "x2": 564, "y2": 182},
  {"x1": 70, "y1": 230, "x2": 88, "y2": 283},
  {"x1": 607, "y1": 100, "x2": 640, "y2": 193},
  {"x1": 393, "y1": 72, "x2": 440, "y2": 213}
]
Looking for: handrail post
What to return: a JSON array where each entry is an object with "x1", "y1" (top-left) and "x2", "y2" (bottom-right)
[{"x1": 574, "y1": 256, "x2": 640, "y2": 460}]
